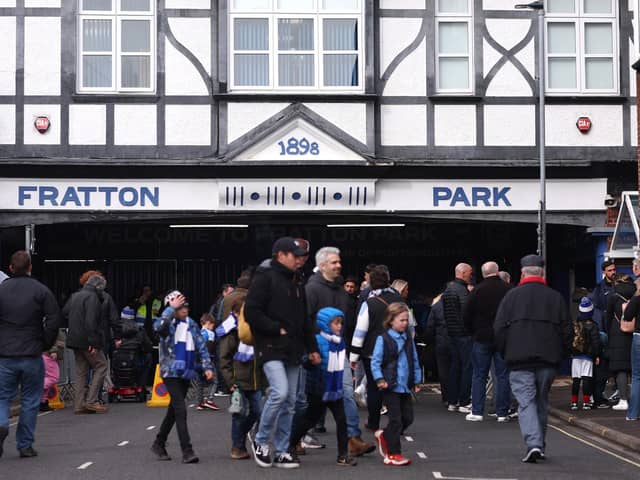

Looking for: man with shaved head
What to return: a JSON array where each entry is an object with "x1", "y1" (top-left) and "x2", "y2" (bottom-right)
[
  {"x1": 463, "y1": 261, "x2": 511, "y2": 422},
  {"x1": 442, "y1": 263, "x2": 474, "y2": 413}
]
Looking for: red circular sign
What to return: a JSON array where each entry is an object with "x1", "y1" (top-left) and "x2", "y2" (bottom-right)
[
  {"x1": 576, "y1": 116, "x2": 592, "y2": 133},
  {"x1": 34, "y1": 116, "x2": 50, "y2": 134}
]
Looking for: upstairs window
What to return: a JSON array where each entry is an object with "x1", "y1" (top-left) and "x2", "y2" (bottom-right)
[
  {"x1": 229, "y1": 0, "x2": 363, "y2": 92},
  {"x1": 435, "y1": 0, "x2": 473, "y2": 94},
  {"x1": 545, "y1": 0, "x2": 618, "y2": 94},
  {"x1": 78, "y1": 0, "x2": 155, "y2": 93}
]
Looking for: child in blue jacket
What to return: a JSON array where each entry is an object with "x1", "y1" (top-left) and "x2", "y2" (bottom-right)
[
  {"x1": 288, "y1": 307, "x2": 357, "y2": 467},
  {"x1": 371, "y1": 302, "x2": 421, "y2": 467}
]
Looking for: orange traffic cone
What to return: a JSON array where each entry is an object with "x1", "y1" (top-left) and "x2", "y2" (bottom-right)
[
  {"x1": 146, "y1": 364, "x2": 170, "y2": 407},
  {"x1": 47, "y1": 384, "x2": 65, "y2": 409}
]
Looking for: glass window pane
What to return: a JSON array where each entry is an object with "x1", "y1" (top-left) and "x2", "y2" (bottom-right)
[
  {"x1": 278, "y1": 19, "x2": 314, "y2": 51},
  {"x1": 83, "y1": 19, "x2": 112, "y2": 52},
  {"x1": 322, "y1": 0, "x2": 358, "y2": 10},
  {"x1": 232, "y1": 0, "x2": 270, "y2": 10},
  {"x1": 278, "y1": 54, "x2": 314, "y2": 86},
  {"x1": 121, "y1": 56, "x2": 150, "y2": 88},
  {"x1": 234, "y1": 18, "x2": 269, "y2": 50},
  {"x1": 83, "y1": 55, "x2": 112, "y2": 87},
  {"x1": 438, "y1": 58, "x2": 469, "y2": 90},
  {"x1": 324, "y1": 54, "x2": 358, "y2": 86},
  {"x1": 586, "y1": 58, "x2": 613, "y2": 89},
  {"x1": 546, "y1": 0, "x2": 575, "y2": 13},
  {"x1": 83, "y1": 0, "x2": 112, "y2": 10},
  {"x1": 277, "y1": 0, "x2": 313, "y2": 10},
  {"x1": 121, "y1": 0, "x2": 150, "y2": 11},
  {"x1": 547, "y1": 23, "x2": 576, "y2": 54},
  {"x1": 437, "y1": 0, "x2": 468, "y2": 13},
  {"x1": 548, "y1": 58, "x2": 577, "y2": 88},
  {"x1": 584, "y1": 0, "x2": 612, "y2": 14},
  {"x1": 122, "y1": 20, "x2": 150, "y2": 53},
  {"x1": 585, "y1": 23, "x2": 613, "y2": 54},
  {"x1": 234, "y1": 54, "x2": 269, "y2": 86},
  {"x1": 438, "y1": 23, "x2": 468, "y2": 55},
  {"x1": 323, "y1": 19, "x2": 357, "y2": 51}
]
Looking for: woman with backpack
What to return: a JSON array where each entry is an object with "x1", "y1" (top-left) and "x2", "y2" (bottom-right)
[
  {"x1": 569, "y1": 298, "x2": 600, "y2": 410},
  {"x1": 606, "y1": 274, "x2": 635, "y2": 411}
]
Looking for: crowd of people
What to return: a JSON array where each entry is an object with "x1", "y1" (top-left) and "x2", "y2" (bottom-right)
[{"x1": 1, "y1": 244, "x2": 640, "y2": 467}]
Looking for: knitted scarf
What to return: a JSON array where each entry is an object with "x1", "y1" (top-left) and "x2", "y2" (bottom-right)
[
  {"x1": 173, "y1": 320, "x2": 196, "y2": 379},
  {"x1": 320, "y1": 331, "x2": 345, "y2": 402},
  {"x1": 215, "y1": 313, "x2": 255, "y2": 363}
]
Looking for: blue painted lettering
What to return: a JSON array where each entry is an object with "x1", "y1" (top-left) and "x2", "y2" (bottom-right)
[
  {"x1": 39, "y1": 186, "x2": 59, "y2": 206},
  {"x1": 18, "y1": 186, "x2": 37, "y2": 206},
  {"x1": 433, "y1": 187, "x2": 452, "y2": 207},
  {"x1": 98, "y1": 187, "x2": 118, "y2": 207},
  {"x1": 118, "y1": 187, "x2": 139, "y2": 207},
  {"x1": 140, "y1": 187, "x2": 159, "y2": 207},
  {"x1": 451, "y1": 188, "x2": 470, "y2": 207},
  {"x1": 493, "y1": 187, "x2": 511, "y2": 207},
  {"x1": 60, "y1": 187, "x2": 81, "y2": 207},
  {"x1": 472, "y1": 187, "x2": 491, "y2": 207},
  {"x1": 77, "y1": 186, "x2": 97, "y2": 205}
]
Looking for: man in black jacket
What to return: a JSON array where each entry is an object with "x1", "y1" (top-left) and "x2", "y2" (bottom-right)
[
  {"x1": 350, "y1": 265, "x2": 403, "y2": 432},
  {"x1": 494, "y1": 254, "x2": 572, "y2": 463},
  {"x1": 0, "y1": 251, "x2": 61, "y2": 458},
  {"x1": 63, "y1": 272, "x2": 109, "y2": 414},
  {"x1": 305, "y1": 247, "x2": 374, "y2": 457},
  {"x1": 442, "y1": 263, "x2": 473, "y2": 413},
  {"x1": 245, "y1": 237, "x2": 320, "y2": 469},
  {"x1": 463, "y1": 261, "x2": 511, "y2": 422}
]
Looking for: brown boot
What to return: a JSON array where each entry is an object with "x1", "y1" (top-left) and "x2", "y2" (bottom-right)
[
  {"x1": 85, "y1": 403, "x2": 108, "y2": 413},
  {"x1": 348, "y1": 436, "x2": 375, "y2": 457},
  {"x1": 295, "y1": 442, "x2": 306, "y2": 456},
  {"x1": 231, "y1": 447, "x2": 250, "y2": 460}
]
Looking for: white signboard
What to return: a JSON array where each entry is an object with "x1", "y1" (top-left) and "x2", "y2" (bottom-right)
[{"x1": 0, "y1": 178, "x2": 607, "y2": 212}]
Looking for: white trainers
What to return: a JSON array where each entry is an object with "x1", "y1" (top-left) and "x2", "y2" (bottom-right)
[
  {"x1": 465, "y1": 413, "x2": 483, "y2": 422},
  {"x1": 458, "y1": 404, "x2": 472, "y2": 414},
  {"x1": 612, "y1": 399, "x2": 629, "y2": 411},
  {"x1": 447, "y1": 404, "x2": 459, "y2": 412}
]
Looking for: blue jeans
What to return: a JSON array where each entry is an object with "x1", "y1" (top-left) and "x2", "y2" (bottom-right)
[
  {"x1": 509, "y1": 368, "x2": 556, "y2": 451},
  {"x1": 471, "y1": 342, "x2": 510, "y2": 416},
  {"x1": 255, "y1": 361, "x2": 299, "y2": 455},
  {"x1": 232, "y1": 390, "x2": 262, "y2": 451},
  {"x1": 448, "y1": 336, "x2": 473, "y2": 406},
  {"x1": 342, "y1": 357, "x2": 361, "y2": 438},
  {"x1": 0, "y1": 356, "x2": 45, "y2": 450},
  {"x1": 628, "y1": 334, "x2": 640, "y2": 420}
]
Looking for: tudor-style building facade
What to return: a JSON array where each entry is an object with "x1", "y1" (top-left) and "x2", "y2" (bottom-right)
[{"x1": 0, "y1": 0, "x2": 636, "y2": 313}]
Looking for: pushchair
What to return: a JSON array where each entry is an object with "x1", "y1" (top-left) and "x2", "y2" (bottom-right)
[{"x1": 108, "y1": 348, "x2": 147, "y2": 403}]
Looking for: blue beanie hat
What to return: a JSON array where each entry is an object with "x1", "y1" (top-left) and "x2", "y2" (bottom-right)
[
  {"x1": 316, "y1": 307, "x2": 344, "y2": 334},
  {"x1": 578, "y1": 297, "x2": 594, "y2": 320}
]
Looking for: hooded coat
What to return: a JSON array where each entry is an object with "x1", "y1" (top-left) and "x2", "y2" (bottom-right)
[
  {"x1": 64, "y1": 275, "x2": 107, "y2": 350},
  {"x1": 606, "y1": 280, "x2": 635, "y2": 372}
]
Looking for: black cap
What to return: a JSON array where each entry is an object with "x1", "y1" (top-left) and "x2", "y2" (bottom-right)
[
  {"x1": 521, "y1": 254, "x2": 545, "y2": 268},
  {"x1": 272, "y1": 237, "x2": 308, "y2": 256}
]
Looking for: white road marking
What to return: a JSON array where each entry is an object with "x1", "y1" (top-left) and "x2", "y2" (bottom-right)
[
  {"x1": 117, "y1": 441, "x2": 129, "y2": 447},
  {"x1": 189, "y1": 404, "x2": 195, "y2": 408},
  {"x1": 549, "y1": 424, "x2": 640, "y2": 469},
  {"x1": 433, "y1": 473, "x2": 517, "y2": 480},
  {"x1": 9, "y1": 410, "x2": 51, "y2": 427},
  {"x1": 146, "y1": 425, "x2": 156, "y2": 431},
  {"x1": 405, "y1": 436, "x2": 414, "y2": 442},
  {"x1": 77, "y1": 462, "x2": 93, "y2": 470},
  {"x1": 417, "y1": 451, "x2": 428, "y2": 459}
]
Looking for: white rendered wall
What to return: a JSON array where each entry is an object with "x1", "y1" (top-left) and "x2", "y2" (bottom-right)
[
  {"x1": 24, "y1": 17, "x2": 60, "y2": 96},
  {"x1": 545, "y1": 105, "x2": 623, "y2": 147},
  {"x1": 69, "y1": 105, "x2": 106, "y2": 146},
  {"x1": 165, "y1": 17, "x2": 211, "y2": 96},
  {"x1": 0, "y1": 105, "x2": 15, "y2": 144},
  {"x1": 380, "y1": 0, "x2": 425, "y2": 8},
  {"x1": 304, "y1": 103, "x2": 367, "y2": 144},
  {"x1": 483, "y1": 0, "x2": 522, "y2": 9},
  {"x1": 24, "y1": 104, "x2": 60, "y2": 145},
  {"x1": 434, "y1": 105, "x2": 476, "y2": 146},
  {"x1": 0, "y1": 17, "x2": 16, "y2": 95},
  {"x1": 379, "y1": 18, "x2": 426, "y2": 96},
  {"x1": 114, "y1": 105, "x2": 157, "y2": 146},
  {"x1": 165, "y1": 105, "x2": 211, "y2": 146},
  {"x1": 484, "y1": 105, "x2": 535, "y2": 146},
  {"x1": 381, "y1": 105, "x2": 427, "y2": 146},
  {"x1": 165, "y1": 0, "x2": 210, "y2": 8},
  {"x1": 227, "y1": 103, "x2": 290, "y2": 143},
  {"x1": 25, "y1": 0, "x2": 61, "y2": 6}
]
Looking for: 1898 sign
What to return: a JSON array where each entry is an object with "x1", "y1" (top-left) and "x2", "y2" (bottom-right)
[{"x1": 277, "y1": 137, "x2": 320, "y2": 156}]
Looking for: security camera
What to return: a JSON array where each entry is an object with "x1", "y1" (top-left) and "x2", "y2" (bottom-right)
[{"x1": 604, "y1": 195, "x2": 618, "y2": 208}]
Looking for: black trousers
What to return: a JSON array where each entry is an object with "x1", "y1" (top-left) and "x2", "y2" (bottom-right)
[
  {"x1": 363, "y1": 358, "x2": 383, "y2": 430},
  {"x1": 572, "y1": 376, "x2": 594, "y2": 398},
  {"x1": 435, "y1": 346, "x2": 451, "y2": 404},
  {"x1": 289, "y1": 394, "x2": 348, "y2": 457},
  {"x1": 382, "y1": 391, "x2": 414, "y2": 455},
  {"x1": 157, "y1": 378, "x2": 192, "y2": 451}
]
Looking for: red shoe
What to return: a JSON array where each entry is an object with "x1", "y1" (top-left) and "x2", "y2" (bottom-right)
[
  {"x1": 384, "y1": 454, "x2": 411, "y2": 466},
  {"x1": 204, "y1": 400, "x2": 220, "y2": 411},
  {"x1": 374, "y1": 430, "x2": 387, "y2": 458}
]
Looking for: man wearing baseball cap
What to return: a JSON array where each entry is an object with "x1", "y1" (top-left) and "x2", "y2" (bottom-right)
[
  {"x1": 494, "y1": 254, "x2": 572, "y2": 464},
  {"x1": 245, "y1": 237, "x2": 320, "y2": 469}
]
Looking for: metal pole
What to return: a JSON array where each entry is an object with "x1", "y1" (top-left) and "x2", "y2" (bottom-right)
[
  {"x1": 537, "y1": 7, "x2": 547, "y2": 264},
  {"x1": 25, "y1": 224, "x2": 35, "y2": 254}
]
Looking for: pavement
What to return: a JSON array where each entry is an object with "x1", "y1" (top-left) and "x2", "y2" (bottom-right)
[{"x1": 3, "y1": 387, "x2": 640, "y2": 480}]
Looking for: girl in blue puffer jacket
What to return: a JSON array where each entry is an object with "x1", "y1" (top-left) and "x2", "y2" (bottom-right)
[{"x1": 288, "y1": 307, "x2": 357, "y2": 467}]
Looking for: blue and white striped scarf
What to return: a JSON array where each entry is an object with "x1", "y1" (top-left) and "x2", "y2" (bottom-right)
[
  {"x1": 320, "y1": 331, "x2": 345, "y2": 402},
  {"x1": 173, "y1": 320, "x2": 196, "y2": 379},
  {"x1": 215, "y1": 313, "x2": 255, "y2": 363}
]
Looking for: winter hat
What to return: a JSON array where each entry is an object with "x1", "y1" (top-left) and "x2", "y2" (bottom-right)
[
  {"x1": 316, "y1": 307, "x2": 345, "y2": 335},
  {"x1": 121, "y1": 306, "x2": 135, "y2": 321},
  {"x1": 85, "y1": 274, "x2": 107, "y2": 290},
  {"x1": 164, "y1": 290, "x2": 188, "y2": 307},
  {"x1": 578, "y1": 296, "x2": 594, "y2": 320}
]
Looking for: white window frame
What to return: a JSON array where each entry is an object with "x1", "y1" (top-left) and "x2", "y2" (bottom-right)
[
  {"x1": 435, "y1": 0, "x2": 474, "y2": 95},
  {"x1": 545, "y1": 0, "x2": 618, "y2": 95},
  {"x1": 78, "y1": 0, "x2": 156, "y2": 94},
  {"x1": 229, "y1": 0, "x2": 364, "y2": 93}
]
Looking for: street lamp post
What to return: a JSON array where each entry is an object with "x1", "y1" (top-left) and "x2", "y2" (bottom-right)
[{"x1": 516, "y1": 1, "x2": 546, "y2": 262}]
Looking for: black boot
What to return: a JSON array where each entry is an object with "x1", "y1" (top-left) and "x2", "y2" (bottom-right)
[
  {"x1": 39, "y1": 401, "x2": 53, "y2": 412},
  {"x1": 151, "y1": 440, "x2": 171, "y2": 461},
  {"x1": 0, "y1": 426, "x2": 7, "y2": 458},
  {"x1": 19, "y1": 446, "x2": 38, "y2": 458},
  {"x1": 182, "y1": 448, "x2": 199, "y2": 464}
]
